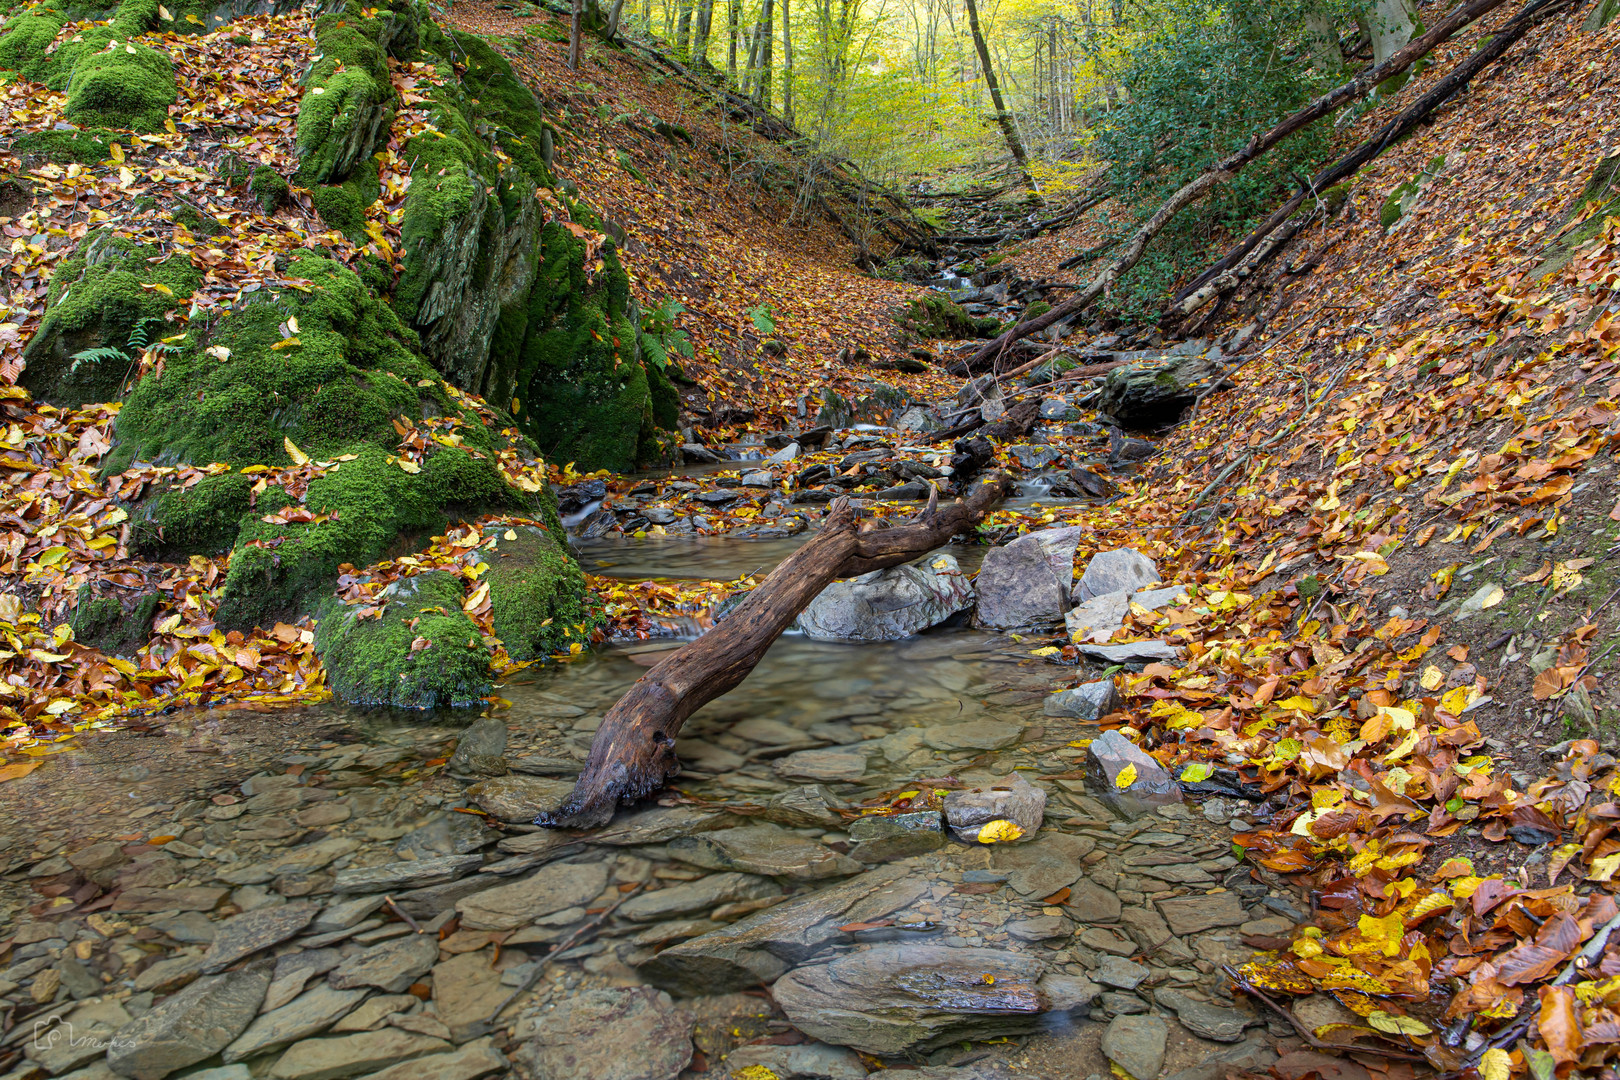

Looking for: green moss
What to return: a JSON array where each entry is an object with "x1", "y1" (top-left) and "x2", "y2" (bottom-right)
[
  {"x1": 512, "y1": 217, "x2": 654, "y2": 473},
  {"x1": 129, "y1": 470, "x2": 253, "y2": 556},
  {"x1": 169, "y1": 199, "x2": 225, "y2": 236},
  {"x1": 645, "y1": 354, "x2": 679, "y2": 431},
  {"x1": 478, "y1": 525, "x2": 600, "y2": 661},
  {"x1": 291, "y1": 2, "x2": 403, "y2": 186},
  {"x1": 107, "y1": 254, "x2": 446, "y2": 472},
  {"x1": 447, "y1": 29, "x2": 552, "y2": 186},
  {"x1": 311, "y1": 181, "x2": 366, "y2": 237},
  {"x1": 314, "y1": 569, "x2": 492, "y2": 708},
  {"x1": 249, "y1": 165, "x2": 288, "y2": 213},
  {"x1": 1380, "y1": 182, "x2": 1416, "y2": 229},
  {"x1": 20, "y1": 231, "x2": 199, "y2": 407},
  {"x1": 62, "y1": 40, "x2": 175, "y2": 132},
  {"x1": 69, "y1": 586, "x2": 160, "y2": 657},
  {"x1": 1322, "y1": 181, "x2": 1352, "y2": 216},
  {"x1": 0, "y1": 8, "x2": 68, "y2": 74},
  {"x1": 9, "y1": 127, "x2": 125, "y2": 164},
  {"x1": 1020, "y1": 300, "x2": 1052, "y2": 321},
  {"x1": 217, "y1": 444, "x2": 522, "y2": 629},
  {"x1": 897, "y1": 295, "x2": 999, "y2": 340}
]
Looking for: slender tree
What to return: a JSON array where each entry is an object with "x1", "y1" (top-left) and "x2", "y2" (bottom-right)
[
  {"x1": 962, "y1": 0, "x2": 1036, "y2": 192},
  {"x1": 728, "y1": 0, "x2": 740, "y2": 78},
  {"x1": 782, "y1": 0, "x2": 795, "y2": 126},
  {"x1": 693, "y1": 0, "x2": 714, "y2": 68},
  {"x1": 568, "y1": 0, "x2": 583, "y2": 68}
]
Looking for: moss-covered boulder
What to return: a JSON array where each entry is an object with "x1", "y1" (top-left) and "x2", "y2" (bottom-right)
[
  {"x1": 68, "y1": 586, "x2": 161, "y2": 657},
  {"x1": 8, "y1": 127, "x2": 126, "y2": 165},
  {"x1": 507, "y1": 215, "x2": 658, "y2": 473},
  {"x1": 108, "y1": 253, "x2": 444, "y2": 470},
  {"x1": 127, "y1": 470, "x2": 255, "y2": 559},
  {"x1": 897, "y1": 295, "x2": 1000, "y2": 340},
  {"x1": 1094, "y1": 354, "x2": 1228, "y2": 431},
  {"x1": 476, "y1": 524, "x2": 600, "y2": 661},
  {"x1": 291, "y1": 2, "x2": 406, "y2": 187},
  {"x1": 20, "y1": 230, "x2": 200, "y2": 408},
  {"x1": 315, "y1": 571, "x2": 493, "y2": 708},
  {"x1": 63, "y1": 39, "x2": 176, "y2": 132}
]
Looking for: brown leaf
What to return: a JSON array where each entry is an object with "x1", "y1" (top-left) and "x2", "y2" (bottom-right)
[{"x1": 1537, "y1": 984, "x2": 1582, "y2": 1064}]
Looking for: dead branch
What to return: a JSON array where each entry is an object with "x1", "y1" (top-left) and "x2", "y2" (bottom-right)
[
  {"x1": 959, "y1": 0, "x2": 1512, "y2": 371},
  {"x1": 537, "y1": 476, "x2": 1016, "y2": 828}
]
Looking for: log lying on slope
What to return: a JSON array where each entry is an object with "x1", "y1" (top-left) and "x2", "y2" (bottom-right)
[
  {"x1": 537, "y1": 474, "x2": 1017, "y2": 828},
  {"x1": 957, "y1": 0, "x2": 1511, "y2": 373}
]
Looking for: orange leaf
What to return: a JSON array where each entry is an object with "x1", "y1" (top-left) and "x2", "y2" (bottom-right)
[
  {"x1": 0, "y1": 761, "x2": 41, "y2": 782},
  {"x1": 1537, "y1": 985, "x2": 1582, "y2": 1064}
]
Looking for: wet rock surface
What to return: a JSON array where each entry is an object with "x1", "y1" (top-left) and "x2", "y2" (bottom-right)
[{"x1": 0, "y1": 559, "x2": 1294, "y2": 1080}]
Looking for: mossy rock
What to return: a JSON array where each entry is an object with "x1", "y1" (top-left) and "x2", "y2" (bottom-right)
[
  {"x1": 291, "y1": 1, "x2": 405, "y2": 186},
  {"x1": 107, "y1": 253, "x2": 453, "y2": 472},
  {"x1": 506, "y1": 215, "x2": 658, "y2": 473},
  {"x1": 216, "y1": 444, "x2": 526, "y2": 629},
  {"x1": 8, "y1": 127, "x2": 126, "y2": 165},
  {"x1": 127, "y1": 470, "x2": 256, "y2": 558},
  {"x1": 69, "y1": 586, "x2": 161, "y2": 657},
  {"x1": 896, "y1": 295, "x2": 999, "y2": 340},
  {"x1": 310, "y1": 160, "x2": 380, "y2": 239},
  {"x1": 477, "y1": 524, "x2": 600, "y2": 661},
  {"x1": 314, "y1": 570, "x2": 493, "y2": 708},
  {"x1": 63, "y1": 40, "x2": 177, "y2": 133},
  {"x1": 20, "y1": 230, "x2": 200, "y2": 409},
  {"x1": 1536, "y1": 154, "x2": 1620, "y2": 280},
  {"x1": 1587, "y1": 0, "x2": 1619, "y2": 29},
  {"x1": 249, "y1": 166, "x2": 289, "y2": 213}
]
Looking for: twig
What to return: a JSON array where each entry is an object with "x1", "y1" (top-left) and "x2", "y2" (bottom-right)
[
  {"x1": 1224, "y1": 965, "x2": 1427, "y2": 1062},
  {"x1": 482, "y1": 881, "x2": 647, "y2": 1024},
  {"x1": 383, "y1": 895, "x2": 422, "y2": 934}
]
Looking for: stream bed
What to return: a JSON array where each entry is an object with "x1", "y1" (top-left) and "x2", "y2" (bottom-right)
[{"x1": 0, "y1": 529, "x2": 1306, "y2": 1080}]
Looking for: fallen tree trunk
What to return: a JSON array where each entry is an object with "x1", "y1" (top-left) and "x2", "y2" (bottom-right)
[
  {"x1": 1160, "y1": 0, "x2": 1569, "y2": 327},
  {"x1": 537, "y1": 475, "x2": 1016, "y2": 828},
  {"x1": 958, "y1": 0, "x2": 1510, "y2": 372}
]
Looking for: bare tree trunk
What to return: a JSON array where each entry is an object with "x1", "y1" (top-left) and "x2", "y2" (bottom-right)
[
  {"x1": 962, "y1": 0, "x2": 1037, "y2": 193},
  {"x1": 537, "y1": 476, "x2": 1015, "y2": 828},
  {"x1": 693, "y1": 0, "x2": 714, "y2": 68},
  {"x1": 959, "y1": 0, "x2": 1509, "y2": 372},
  {"x1": 758, "y1": 0, "x2": 775, "y2": 111},
  {"x1": 568, "y1": 0, "x2": 584, "y2": 69},
  {"x1": 728, "y1": 0, "x2": 740, "y2": 78},
  {"x1": 676, "y1": 0, "x2": 693, "y2": 57},
  {"x1": 782, "y1": 0, "x2": 794, "y2": 126}
]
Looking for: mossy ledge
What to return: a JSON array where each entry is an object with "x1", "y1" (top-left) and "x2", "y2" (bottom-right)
[
  {"x1": 479, "y1": 524, "x2": 602, "y2": 661},
  {"x1": 315, "y1": 570, "x2": 493, "y2": 709}
]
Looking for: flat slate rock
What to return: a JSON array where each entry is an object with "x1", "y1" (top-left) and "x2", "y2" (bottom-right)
[
  {"x1": 666, "y1": 824, "x2": 863, "y2": 881},
  {"x1": 991, "y1": 831, "x2": 1094, "y2": 897},
  {"x1": 110, "y1": 886, "x2": 228, "y2": 913},
  {"x1": 1065, "y1": 879, "x2": 1122, "y2": 924},
  {"x1": 771, "y1": 747, "x2": 871, "y2": 783},
  {"x1": 511, "y1": 987, "x2": 693, "y2": 1080},
  {"x1": 202, "y1": 901, "x2": 319, "y2": 973},
  {"x1": 636, "y1": 865, "x2": 926, "y2": 995},
  {"x1": 773, "y1": 944, "x2": 1093, "y2": 1055},
  {"x1": 223, "y1": 983, "x2": 368, "y2": 1063},
  {"x1": 1101, "y1": 1014, "x2": 1168, "y2": 1080},
  {"x1": 264, "y1": 948, "x2": 344, "y2": 1011},
  {"x1": 431, "y1": 951, "x2": 508, "y2": 1043},
  {"x1": 328, "y1": 933, "x2": 440, "y2": 993},
  {"x1": 923, "y1": 720, "x2": 1023, "y2": 752},
  {"x1": 357, "y1": 1039, "x2": 507, "y2": 1080},
  {"x1": 1157, "y1": 989, "x2": 1254, "y2": 1043},
  {"x1": 333, "y1": 855, "x2": 483, "y2": 894},
  {"x1": 268, "y1": 1029, "x2": 450, "y2": 1080},
  {"x1": 463, "y1": 775, "x2": 575, "y2": 823},
  {"x1": 1157, "y1": 893, "x2": 1249, "y2": 936},
  {"x1": 585, "y1": 806, "x2": 735, "y2": 845},
  {"x1": 617, "y1": 871, "x2": 780, "y2": 923},
  {"x1": 721, "y1": 1041, "x2": 868, "y2": 1080},
  {"x1": 454, "y1": 862, "x2": 609, "y2": 931},
  {"x1": 106, "y1": 969, "x2": 270, "y2": 1080}
]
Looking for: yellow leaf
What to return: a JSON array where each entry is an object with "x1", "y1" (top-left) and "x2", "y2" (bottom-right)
[
  {"x1": 395, "y1": 457, "x2": 421, "y2": 474},
  {"x1": 288, "y1": 316, "x2": 300, "y2": 334},
  {"x1": 1589, "y1": 853, "x2": 1620, "y2": 882},
  {"x1": 1029, "y1": 646, "x2": 1060, "y2": 657},
  {"x1": 1479, "y1": 1048, "x2": 1511, "y2": 1080},
  {"x1": 1180, "y1": 763, "x2": 1213, "y2": 782},
  {"x1": 1114, "y1": 763, "x2": 1138, "y2": 789},
  {"x1": 108, "y1": 140, "x2": 124, "y2": 162},
  {"x1": 463, "y1": 582, "x2": 490, "y2": 613},
  {"x1": 283, "y1": 437, "x2": 310, "y2": 466},
  {"x1": 1367, "y1": 1010, "x2": 1431, "y2": 1036},
  {"x1": 976, "y1": 819, "x2": 1024, "y2": 843},
  {"x1": 270, "y1": 337, "x2": 301, "y2": 351},
  {"x1": 503, "y1": 529, "x2": 517, "y2": 540},
  {"x1": 35, "y1": 545, "x2": 69, "y2": 566},
  {"x1": 1420, "y1": 666, "x2": 1444, "y2": 691},
  {"x1": 155, "y1": 613, "x2": 182, "y2": 635},
  {"x1": 1358, "y1": 912, "x2": 1405, "y2": 956}
]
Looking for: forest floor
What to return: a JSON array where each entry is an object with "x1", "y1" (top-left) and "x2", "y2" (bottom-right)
[{"x1": 1, "y1": 1, "x2": 1619, "y2": 1079}]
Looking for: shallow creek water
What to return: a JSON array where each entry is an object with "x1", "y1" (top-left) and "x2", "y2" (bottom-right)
[{"x1": 0, "y1": 529, "x2": 1310, "y2": 1080}]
